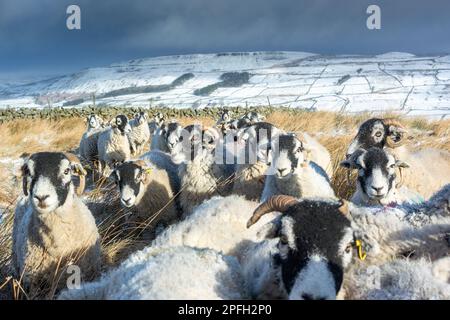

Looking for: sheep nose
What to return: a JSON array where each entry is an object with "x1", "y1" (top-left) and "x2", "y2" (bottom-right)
[
  {"x1": 371, "y1": 186, "x2": 384, "y2": 193},
  {"x1": 302, "y1": 293, "x2": 326, "y2": 300},
  {"x1": 278, "y1": 168, "x2": 287, "y2": 175},
  {"x1": 34, "y1": 195, "x2": 50, "y2": 207},
  {"x1": 122, "y1": 198, "x2": 132, "y2": 205},
  {"x1": 34, "y1": 194, "x2": 49, "y2": 202}
]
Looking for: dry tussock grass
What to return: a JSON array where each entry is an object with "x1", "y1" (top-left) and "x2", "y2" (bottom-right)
[{"x1": 0, "y1": 110, "x2": 448, "y2": 299}]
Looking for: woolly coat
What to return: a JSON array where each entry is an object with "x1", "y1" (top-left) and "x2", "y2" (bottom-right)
[
  {"x1": 97, "y1": 127, "x2": 131, "y2": 174},
  {"x1": 389, "y1": 146, "x2": 450, "y2": 199},
  {"x1": 261, "y1": 161, "x2": 336, "y2": 202},
  {"x1": 12, "y1": 185, "x2": 101, "y2": 292},
  {"x1": 178, "y1": 152, "x2": 222, "y2": 216},
  {"x1": 152, "y1": 195, "x2": 276, "y2": 257},
  {"x1": 58, "y1": 246, "x2": 247, "y2": 300},
  {"x1": 128, "y1": 118, "x2": 151, "y2": 156},
  {"x1": 344, "y1": 258, "x2": 450, "y2": 300},
  {"x1": 349, "y1": 186, "x2": 450, "y2": 265}
]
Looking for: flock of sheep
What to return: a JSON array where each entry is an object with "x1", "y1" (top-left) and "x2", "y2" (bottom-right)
[{"x1": 10, "y1": 109, "x2": 450, "y2": 300}]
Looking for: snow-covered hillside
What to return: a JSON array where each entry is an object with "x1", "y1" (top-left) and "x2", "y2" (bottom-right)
[{"x1": 1, "y1": 51, "x2": 449, "y2": 118}]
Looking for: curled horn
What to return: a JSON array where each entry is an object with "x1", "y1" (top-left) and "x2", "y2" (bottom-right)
[
  {"x1": 396, "y1": 166, "x2": 404, "y2": 189},
  {"x1": 63, "y1": 153, "x2": 86, "y2": 196},
  {"x1": 247, "y1": 195, "x2": 298, "y2": 228},
  {"x1": 134, "y1": 160, "x2": 148, "y2": 168},
  {"x1": 383, "y1": 119, "x2": 408, "y2": 148},
  {"x1": 338, "y1": 199, "x2": 350, "y2": 216}
]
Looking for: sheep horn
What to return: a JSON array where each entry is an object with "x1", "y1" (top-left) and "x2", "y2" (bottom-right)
[
  {"x1": 338, "y1": 199, "x2": 350, "y2": 216},
  {"x1": 396, "y1": 166, "x2": 404, "y2": 189},
  {"x1": 247, "y1": 195, "x2": 298, "y2": 228},
  {"x1": 63, "y1": 153, "x2": 86, "y2": 196},
  {"x1": 134, "y1": 160, "x2": 148, "y2": 168},
  {"x1": 383, "y1": 119, "x2": 408, "y2": 148}
]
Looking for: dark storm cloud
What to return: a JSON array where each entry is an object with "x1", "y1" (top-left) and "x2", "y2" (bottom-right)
[{"x1": 1, "y1": 0, "x2": 449, "y2": 79}]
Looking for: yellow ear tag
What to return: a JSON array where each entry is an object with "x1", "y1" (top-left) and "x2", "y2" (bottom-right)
[
  {"x1": 145, "y1": 168, "x2": 153, "y2": 175},
  {"x1": 355, "y1": 239, "x2": 367, "y2": 261}
]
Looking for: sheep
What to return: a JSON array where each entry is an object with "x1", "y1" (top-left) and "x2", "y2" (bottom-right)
[
  {"x1": 150, "y1": 120, "x2": 182, "y2": 153},
  {"x1": 344, "y1": 257, "x2": 450, "y2": 300},
  {"x1": 152, "y1": 195, "x2": 357, "y2": 300},
  {"x1": 346, "y1": 118, "x2": 450, "y2": 199},
  {"x1": 78, "y1": 114, "x2": 106, "y2": 170},
  {"x1": 97, "y1": 114, "x2": 132, "y2": 176},
  {"x1": 58, "y1": 246, "x2": 247, "y2": 300},
  {"x1": 147, "y1": 112, "x2": 165, "y2": 146},
  {"x1": 110, "y1": 157, "x2": 180, "y2": 238},
  {"x1": 127, "y1": 112, "x2": 150, "y2": 156},
  {"x1": 242, "y1": 195, "x2": 357, "y2": 299},
  {"x1": 261, "y1": 133, "x2": 336, "y2": 202},
  {"x1": 347, "y1": 185, "x2": 450, "y2": 266},
  {"x1": 340, "y1": 147, "x2": 424, "y2": 206},
  {"x1": 12, "y1": 152, "x2": 101, "y2": 294},
  {"x1": 231, "y1": 127, "x2": 271, "y2": 201},
  {"x1": 173, "y1": 125, "x2": 233, "y2": 216}
]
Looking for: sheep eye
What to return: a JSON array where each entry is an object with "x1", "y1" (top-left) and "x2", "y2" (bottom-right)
[
  {"x1": 390, "y1": 164, "x2": 396, "y2": 169},
  {"x1": 345, "y1": 244, "x2": 352, "y2": 254},
  {"x1": 64, "y1": 168, "x2": 70, "y2": 175},
  {"x1": 280, "y1": 235, "x2": 289, "y2": 245}
]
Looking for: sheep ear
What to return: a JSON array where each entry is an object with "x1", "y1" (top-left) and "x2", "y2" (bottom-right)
[
  {"x1": 256, "y1": 219, "x2": 282, "y2": 239},
  {"x1": 395, "y1": 160, "x2": 410, "y2": 168},
  {"x1": 340, "y1": 159, "x2": 352, "y2": 169},
  {"x1": 21, "y1": 163, "x2": 30, "y2": 196}
]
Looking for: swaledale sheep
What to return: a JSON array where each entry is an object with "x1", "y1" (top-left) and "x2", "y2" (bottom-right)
[
  {"x1": 261, "y1": 133, "x2": 335, "y2": 202},
  {"x1": 231, "y1": 130, "x2": 270, "y2": 201},
  {"x1": 110, "y1": 158, "x2": 180, "y2": 237},
  {"x1": 128, "y1": 112, "x2": 150, "y2": 156},
  {"x1": 79, "y1": 114, "x2": 106, "y2": 169},
  {"x1": 58, "y1": 246, "x2": 246, "y2": 300},
  {"x1": 348, "y1": 184, "x2": 450, "y2": 265},
  {"x1": 174, "y1": 126, "x2": 230, "y2": 216},
  {"x1": 97, "y1": 115, "x2": 132, "y2": 176},
  {"x1": 12, "y1": 152, "x2": 100, "y2": 293},
  {"x1": 242, "y1": 196, "x2": 356, "y2": 300},
  {"x1": 147, "y1": 112, "x2": 165, "y2": 146},
  {"x1": 344, "y1": 258, "x2": 450, "y2": 300},
  {"x1": 346, "y1": 118, "x2": 450, "y2": 199},
  {"x1": 341, "y1": 147, "x2": 423, "y2": 206},
  {"x1": 150, "y1": 120, "x2": 182, "y2": 153},
  {"x1": 153, "y1": 195, "x2": 358, "y2": 300}
]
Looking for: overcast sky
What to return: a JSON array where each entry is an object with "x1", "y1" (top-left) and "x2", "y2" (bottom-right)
[{"x1": 1, "y1": 0, "x2": 449, "y2": 80}]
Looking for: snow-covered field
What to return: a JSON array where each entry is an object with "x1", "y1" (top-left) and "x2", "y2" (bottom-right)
[{"x1": 1, "y1": 51, "x2": 449, "y2": 119}]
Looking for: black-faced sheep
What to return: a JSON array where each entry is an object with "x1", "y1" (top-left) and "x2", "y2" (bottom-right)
[
  {"x1": 345, "y1": 118, "x2": 450, "y2": 199},
  {"x1": 12, "y1": 152, "x2": 101, "y2": 294},
  {"x1": 97, "y1": 115, "x2": 132, "y2": 175}
]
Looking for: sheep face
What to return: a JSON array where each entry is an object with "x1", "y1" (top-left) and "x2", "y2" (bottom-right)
[
  {"x1": 170, "y1": 124, "x2": 204, "y2": 163},
  {"x1": 163, "y1": 122, "x2": 183, "y2": 152},
  {"x1": 87, "y1": 114, "x2": 103, "y2": 129},
  {"x1": 341, "y1": 148, "x2": 409, "y2": 202},
  {"x1": 21, "y1": 152, "x2": 86, "y2": 214},
  {"x1": 252, "y1": 198, "x2": 354, "y2": 300},
  {"x1": 134, "y1": 112, "x2": 148, "y2": 125},
  {"x1": 244, "y1": 111, "x2": 264, "y2": 123},
  {"x1": 115, "y1": 115, "x2": 132, "y2": 135},
  {"x1": 346, "y1": 118, "x2": 407, "y2": 158},
  {"x1": 111, "y1": 162, "x2": 149, "y2": 207},
  {"x1": 269, "y1": 134, "x2": 308, "y2": 178}
]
